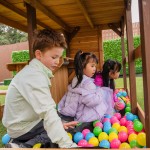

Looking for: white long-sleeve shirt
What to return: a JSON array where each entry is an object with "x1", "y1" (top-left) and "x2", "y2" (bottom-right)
[{"x1": 2, "y1": 58, "x2": 76, "y2": 148}]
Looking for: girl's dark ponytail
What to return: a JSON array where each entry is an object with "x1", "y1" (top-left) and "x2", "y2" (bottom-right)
[{"x1": 73, "y1": 50, "x2": 83, "y2": 88}]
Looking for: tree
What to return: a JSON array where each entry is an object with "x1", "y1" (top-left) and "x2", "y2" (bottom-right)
[{"x1": 0, "y1": 24, "x2": 28, "y2": 45}]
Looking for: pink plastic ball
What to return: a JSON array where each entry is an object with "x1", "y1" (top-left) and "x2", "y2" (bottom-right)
[
  {"x1": 78, "y1": 139, "x2": 88, "y2": 147},
  {"x1": 120, "y1": 117, "x2": 127, "y2": 126},
  {"x1": 95, "y1": 122, "x2": 103, "y2": 128},
  {"x1": 82, "y1": 129, "x2": 90, "y2": 138},
  {"x1": 128, "y1": 128, "x2": 137, "y2": 135},
  {"x1": 118, "y1": 131, "x2": 128, "y2": 142},
  {"x1": 110, "y1": 116, "x2": 119, "y2": 124},
  {"x1": 127, "y1": 124, "x2": 134, "y2": 130},
  {"x1": 110, "y1": 139, "x2": 121, "y2": 148},
  {"x1": 102, "y1": 118, "x2": 110, "y2": 123},
  {"x1": 125, "y1": 121, "x2": 133, "y2": 127},
  {"x1": 114, "y1": 113, "x2": 121, "y2": 120},
  {"x1": 117, "y1": 102, "x2": 125, "y2": 110}
]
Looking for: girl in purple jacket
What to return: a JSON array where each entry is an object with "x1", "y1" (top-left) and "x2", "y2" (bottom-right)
[
  {"x1": 58, "y1": 51, "x2": 114, "y2": 122},
  {"x1": 94, "y1": 59, "x2": 122, "y2": 111}
]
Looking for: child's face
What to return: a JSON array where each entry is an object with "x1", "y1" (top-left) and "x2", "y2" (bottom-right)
[
  {"x1": 109, "y1": 71, "x2": 120, "y2": 79},
  {"x1": 83, "y1": 61, "x2": 97, "y2": 78},
  {"x1": 35, "y1": 47, "x2": 64, "y2": 71}
]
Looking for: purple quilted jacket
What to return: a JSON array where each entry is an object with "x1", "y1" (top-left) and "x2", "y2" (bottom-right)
[{"x1": 58, "y1": 75, "x2": 114, "y2": 122}]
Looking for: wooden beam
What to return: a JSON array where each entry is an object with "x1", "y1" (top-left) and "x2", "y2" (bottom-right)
[
  {"x1": 139, "y1": 0, "x2": 150, "y2": 147},
  {"x1": 26, "y1": 3, "x2": 37, "y2": 60},
  {"x1": 108, "y1": 23, "x2": 121, "y2": 37},
  {"x1": 0, "y1": 15, "x2": 27, "y2": 32},
  {"x1": 125, "y1": 0, "x2": 137, "y2": 114},
  {"x1": 76, "y1": 0, "x2": 94, "y2": 28},
  {"x1": 0, "y1": 0, "x2": 51, "y2": 30},
  {"x1": 24, "y1": 0, "x2": 72, "y2": 32},
  {"x1": 126, "y1": 0, "x2": 132, "y2": 10},
  {"x1": 68, "y1": 26, "x2": 80, "y2": 43}
]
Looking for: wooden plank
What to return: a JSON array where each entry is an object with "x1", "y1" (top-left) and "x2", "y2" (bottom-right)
[
  {"x1": 139, "y1": 0, "x2": 150, "y2": 147},
  {"x1": 76, "y1": 0, "x2": 94, "y2": 28},
  {"x1": 125, "y1": 0, "x2": 137, "y2": 114},
  {"x1": 24, "y1": 0, "x2": 72, "y2": 32},
  {"x1": 0, "y1": 15, "x2": 27, "y2": 32}
]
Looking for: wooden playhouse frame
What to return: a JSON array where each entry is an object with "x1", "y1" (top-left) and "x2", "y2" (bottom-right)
[{"x1": 0, "y1": 0, "x2": 150, "y2": 148}]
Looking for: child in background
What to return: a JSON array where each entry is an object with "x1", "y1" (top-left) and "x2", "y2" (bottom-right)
[
  {"x1": 58, "y1": 50, "x2": 114, "y2": 123},
  {"x1": 2, "y1": 29, "x2": 78, "y2": 148},
  {"x1": 94, "y1": 59, "x2": 122, "y2": 111}
]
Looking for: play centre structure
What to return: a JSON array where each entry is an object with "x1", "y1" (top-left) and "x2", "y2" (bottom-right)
[{"x1": 0, "y1": 0, "x2": 150, "y2": 148}]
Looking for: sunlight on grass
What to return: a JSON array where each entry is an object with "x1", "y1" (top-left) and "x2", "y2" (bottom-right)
[{"x1": 115, "y1": 76, "x2": 144, "y2": 110}]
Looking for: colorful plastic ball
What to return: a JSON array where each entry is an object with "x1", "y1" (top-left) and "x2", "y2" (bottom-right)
[
  {"x1": 108, "y1": 132, "x2": 118, "y2": 142},
  {"x1": 122, "y1": 91, "x2": 127, "y2": 97},
  {"x1": 102, "y1": 118, "x2": 110, "y2": 123},
  {"x1": 93, "y1": 120, "x2": 100, "y2": 127},
  {"x1": 136, "y1": 142, "x2": 143, "y2": 148},
  {"x1": 33, "y1": 143, "x2": 42, "y2": 148},
  {"x1": 73, "y1": 132, "x2": 83, "y2": 143},
  {"x1": 119, "y1": 142, "x2": 131, "y2": 149},
  {"x1": 133, "y1": 115, "x2": 139, "y2": 120},
  {"x1": 129, "y1": 140, "x2": 137, "y2": 148},
  {"x1": 95, "y1": 122, "x2": 103, "y2": 128},
  {"x1": 93, "y1": 126, "x2": 102, "y2": 136},
  {"x1": 78, "y1": 139, "x2": 88, "y2": 147},
  {"x1": 126, "y1": 120, "x2": 133, "y2": 128},
  {"x1": 103, "y1": 125, "x2": 111, "y2": 134},
  {"x1": 108, "y1": 127, "x2": 118, "y2": 134},
  {"x1": 85, "y1": 132, "x2": 95, "y2": 141},
  {"x1": 133, "y1": 118, "x2": 140, "y2": 123},
  {"x1": 125, "y1": 106, "x2": 131, "y2": 113},
  {"x1": 114, "y1": 113, "x2": 121, "y2": 120},
  {"x1": 104, "y1": 114, "x2": 111, "y2": 119},
  {"x1": 118, "y1": 131, "x2": 128, "y2": 142},
  {"x1": 118, "y1": 126, "x2": 127, "y2": 133},
  {"x1": 126, "y1": 103, "x2": 131, "y2": 107},
  {"x1": 133, "y1": 121, "x2": 143, "y2": 132},
  {"x1": 120, "y1": 117, "x2": 127, "y2": 126},
  {"x1": 82, "y1": 129, "x2": 90, "y2": 138},
  {"x1": 99, "y1": 140, "x2": 110, "y2": 148},
  {"x1": 88, "y1": 137, "x2": 99, "y2": 147},
  {"x1": 103, "y1": 121, "x2": 111, "y2": 126},
  {"x1": 126, "y1": 113, "x2": 134, "y2": 121},
  {"x1": 2, "y1": 134, "x2": 10, "y2": 145},
  {"x1": 128, "y1": 128, "x2": 137, "y2": 135},
  {"x1": 67, "y1": 132, "x2": 72, "y2": 140},
  {"x1": 137, "y1": 132, "x2": 146, "y2": 146},
  {"x1": 128, "y1": 133, "x2": 137, "y2": 143},
  {"x1": 110, "y1": 139, "x2": 121, "y2": 148},
  {"x1": 112, "y1": 123, "x2": 120, "y2": 131},
  {"x1": 98, "y1": 132, "x2": 108, "y2": 142}
]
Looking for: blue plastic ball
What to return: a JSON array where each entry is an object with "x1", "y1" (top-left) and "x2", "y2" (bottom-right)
[
  {"x1": 99, "y1": 140, "x2": 110, "y2": 148},
  {"x1": 2, "y1": 134, "x2": 10, "y2": 145},
  {"x1": 85, "y1": 132, "x2": 95, "y2": 141},
  {"x1": 73, "y1": 132, "x2": 83, "y2": 143},
  {"x1": 104, "y1": 114, "x2": 111, "y2": 119},
  {"x1": 122, "y1": 91, "x2": 127, "y2": 97},
  {"x1": 103, "y1": 125, "x2": 111, "y2": 134},
  {"x1": 126, "y1": 113, "x2": 134, "y2": 121}
]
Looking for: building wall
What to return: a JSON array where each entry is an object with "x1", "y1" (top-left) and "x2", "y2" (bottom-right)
[{"x1": 0, "y1": 42, "x2": 28, "y2": 82}]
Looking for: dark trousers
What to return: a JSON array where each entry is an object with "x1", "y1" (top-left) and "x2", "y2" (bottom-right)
[{"x1": 12, "y1": 120, "x2": 58, "y2": 148}]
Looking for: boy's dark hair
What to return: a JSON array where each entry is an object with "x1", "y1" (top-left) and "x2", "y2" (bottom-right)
[
  {"x1": 33, "y1": 29, "x2": 67, "y2": 56},
  {"x1": 73, "y1": 50, "x2": 98, "y2": 88},
  {"x1": 102, "y1": 59, "x2": 121, "y2": 90}
]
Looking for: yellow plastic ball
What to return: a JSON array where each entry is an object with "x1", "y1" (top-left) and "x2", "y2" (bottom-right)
[
  {"x1": 67, "y1": 133, "x2": 72, "y2": 140},
  {"x1": 88, "y1": 137, "x2": 99, "y2": 147},
  {"x1": 33, "y1": 143, "x2": 42, "y2": 148},
  {"x1": 112, "y1": 123, "x2": 120, "y2": 131},
  {"x1": 128, "y1": 133, "x2": 137, "y2": 143},
  {"x1": 109, "y1": 132, "x2": 118, "y2": 142},
  {"x1": 137, "y1": 132, "x2": 146, "y2": 146},
  {"x1": 118, "y1": 126, "x2": 127, "y2": 133},
  {"x1": 119, "y1": 142, "x2": 131, "y2": 149},
  {"x1": 98, "y1": 132, "x2": 108, "y2": 142}
]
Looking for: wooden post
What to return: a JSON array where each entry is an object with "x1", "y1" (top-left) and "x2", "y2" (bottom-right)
[
  {"x1": 125, "y1": 0, "x2": 137, "y2": 114},
  {"x1": 98, "y1": 26, "x2": 103, "y2": 71},
  {"x1": 139, "y1": 0, "x2": 150, "y2": 147},
  {"x1": 26, "y1": 3, "x2": 37, "y2": 60},
  {"x1": 121, "y1": 17, "x2": 127, "y2": 90}
]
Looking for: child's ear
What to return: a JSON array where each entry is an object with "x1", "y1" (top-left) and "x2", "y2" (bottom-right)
[{"x1": 35, "y1": 50, "x2": 42, "y2": 60}]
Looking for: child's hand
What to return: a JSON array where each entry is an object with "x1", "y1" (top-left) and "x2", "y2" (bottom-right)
[{"x1": 63, "y1": 121, "x2": 79, "y2": 129}]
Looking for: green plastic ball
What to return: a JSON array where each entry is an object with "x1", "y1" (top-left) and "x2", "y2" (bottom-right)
[
  {"x1": 130, "y1": 140, "x2": 137, "y2": 148},
  {"x1": 108, "y1": 127, "x2": 118, "y2": 134},
  {"x1": 93, "y1": 126, "x2": 102, "y2": 136},
  {"x1": 125, "y1": 106, "x2": 131, "y2": 112},
  {"x1": 133, "y1": 121, "x2": 143, "y2": 132}
]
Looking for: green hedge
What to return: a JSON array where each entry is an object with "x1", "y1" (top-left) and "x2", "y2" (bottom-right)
[{"x1": 103, "y1": 36, "x2": 142, "y2": 75}]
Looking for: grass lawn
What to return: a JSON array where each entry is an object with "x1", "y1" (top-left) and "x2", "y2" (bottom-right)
[{"x1": 0, "y1": 77, "x2": 144, "y2": 147}]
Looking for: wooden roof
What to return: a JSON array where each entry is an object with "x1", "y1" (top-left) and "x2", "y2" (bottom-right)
[{"x1": 0, "y1": 0, "x2": 125, "y2": 32}]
